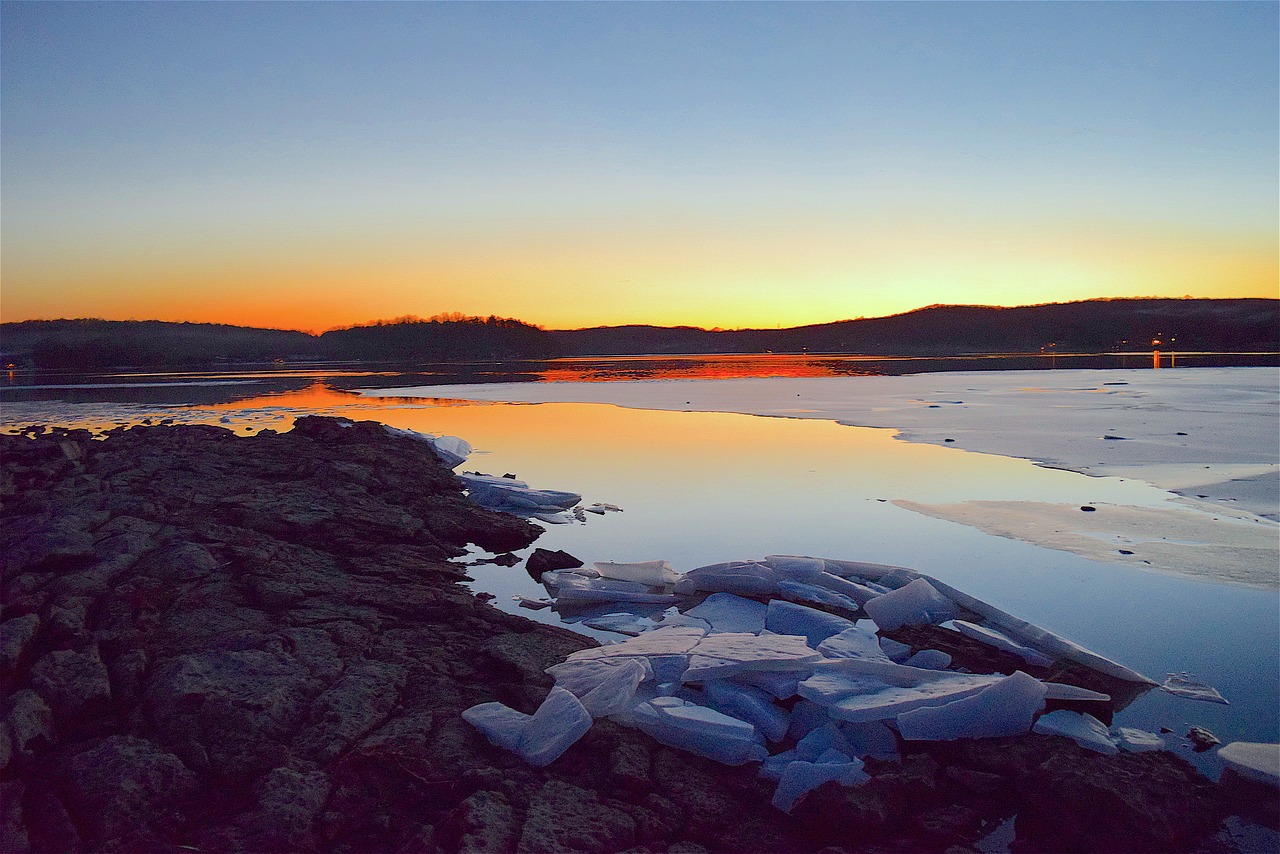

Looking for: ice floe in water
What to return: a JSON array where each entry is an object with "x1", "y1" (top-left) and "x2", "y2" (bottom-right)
[{"x1": 463, "y1": 552, "x2": 1224, "y2": 813}]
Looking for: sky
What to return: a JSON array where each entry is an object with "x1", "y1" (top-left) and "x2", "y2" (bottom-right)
[{"x1": 2, "y1": 1, "x2": 1276, "y2": 332}]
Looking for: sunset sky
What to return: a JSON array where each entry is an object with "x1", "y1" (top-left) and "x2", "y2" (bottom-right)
[{"x1": 2, "y1": 1, "x2": 1276, "y2": 332}]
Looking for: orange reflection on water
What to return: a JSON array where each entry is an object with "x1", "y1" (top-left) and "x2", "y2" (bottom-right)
[{"x1": 535, "y1": 355, "x2": 878, "y2": 382}]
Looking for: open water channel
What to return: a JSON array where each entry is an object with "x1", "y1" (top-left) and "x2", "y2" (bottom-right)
[{"x1": 3, "y1": 355, "x2": 1276, "y2": 779}]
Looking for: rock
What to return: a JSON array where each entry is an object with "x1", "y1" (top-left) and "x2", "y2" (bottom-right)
[
  {"x1": 516, "y1": 780, "x2": 637, "y2": 854},
  {"x1": 54, "y1": 735, "x2": 200, "y2": 846},
  {"x1": 5, "y1": 690, "x2": 54, "y2": 758},
  {"x1": 254, "y1": 763, "x2": 332, "y2": 848},
  {"x1": 293, "y1": 661, "x2": 406, "y2": 762},
  {"x1": 1187, "y1": 725, "x2": 1221, "y2": 752},
  {"x1": 1014, "y1": 749, "x2": 1220, "y2": 852},
  {"x1": 526, "y1": 548, "x2": 584, "y2": 579},
  {"x1": 455, "y1": 790, "x2": 518, "y2": 853},
  {"x1": 29, "y1": 646, "x2": 113, "y2": 720},
  {"x1": 0, "y1": 614, "x2": 40, "y2": 674}
]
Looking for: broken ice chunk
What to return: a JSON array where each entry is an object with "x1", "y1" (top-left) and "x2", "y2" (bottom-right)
[
  {"x1": 621, "y1": 697, "x2": 767, "y2": 765},
  {"x1": 795, "y1": 722, "x2": 853, "y2": 760},
  {"x1": 786, "y1": 700, "x2": 831, "y2": 741},
  {"x1": 950, "y1": 620, "x2": 1055, "y2": 667},
  {"x1": 1042, "y1": 683, "x2": 1110, "y2": 703},
  {"x1": 808, "y1": 572, "x2": 882, "y2": 606},
  {"x1": 382, "y1": 426, "x2": 472, "y2": 468},
  {"x1": 518, "y1": 687, "x2": 594, "y2": 766},
  {"x1": 594, "y1": 560, "x2": 683, "y2": 587},
  {"x1": 762, "y1": 555, "x2": 825, "y2": 582},
  {"x1": 896, "y1": 671, "x2": 1046, "y2": 741},
  {"x1": 879, "y1": 637, "x2": 913, "y2": 663},
  {"x1": 683, "y1": 633, "x2": 823, "y2": 681},
  {"x1": 807, "y1": 660, "x2": 1002, "y2": 723},
  {"x1": 554, "y1": 574, "x2": 681, "y2": 605},
  {"x1": 581, "y1": 613, "x2": 659, "y2": 636},
  {"x1": 1113, "y1": 726, "x2": 1166, "y2": 753},
  {"x1": 863, "y1": 578, "x2": 957, "y2": 631},
  {"x1": 771, "y1": 755, "x2": 869, "y2": 813},
  {"x1": 839, "y1": 721, "x2": 899, "y2": 760},
  {"x1": 459, "y1": 473, "x2": 581, "y2": 512},
  {"x1": 816, "y1": 625, "x2": 890, "y2": 662},
  {"x1": 703, "y1": 680, "x2": 791, "y2": 743},
  {"x1": 680, "y1": 561, "x2": 779, "y2": 597},
  {"x1": 579, "y1": 659, "x2": 649, "y2": 718},
  {"x1": 904, "y1": 649, "x2": 952, "y2": 670},
  {"x1": 687, "y1": 592, "x2": 768, "y2": 634},
  {"x1": 461, "y1": 701, "x2": 530, "y2": 752},
  {"x1": 732, "y1": 669, "x2": 806, "y2": 699},
  {"x1": 1159, "y1": 673, "x2": 1229, "y2": 705},
  {"x1": 777, "y1": 581, "x2": 862, "y2": 614},
  {"x1": 653, "y1": 608, "x2": 713, "y2": 632},
  {"x1": 1217, "y1": 742, "x2": 1280, "y2": 787},
  {"x1": 1033, "y1": 710, "x2": 1119, "y2": 755},
  {"x1": 547, "y1": 658, "x2": 655, "y2": 696},
  {"x1": 798, "y1": 672, "x2": 888, "y2": 706},
  {"x1": 765, "y1": 600, "x2": 855, "y2": 647}
]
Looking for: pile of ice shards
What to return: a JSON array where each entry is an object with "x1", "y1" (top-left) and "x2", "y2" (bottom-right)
[{"x1": 464, "y1": 554, "x2": 1181, "y2": 813}]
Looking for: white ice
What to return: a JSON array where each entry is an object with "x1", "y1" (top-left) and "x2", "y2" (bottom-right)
[
  {"x1": 1217, "y1": 742, "x2": 1280, "y2": 787},
  {"x1": 1159, "y1": 673, "x2": 1229, "y2": 704},
  {"x1": 897, "y1": 671, "x2": 1045, "y2": 741},
  {"x1": 683, "y1": 632, "x2": 823, "y2": 681},
  {"x1": 777, "y1": 580, "x2": 862, "y2": 613},
  {"x1": 458, "y1": 472, "x2": 581, "y2": 512},
  {"x1": 904, "y1": 649, "x2": 952, "y2": 670},
  {"x1": 621, "y1": 697, "x2": 768, "y2": 765},
  {"x1": 578, "y1": 659, "x2": 649, "y2": 718},
  {"x1": 686, "y1": 592, "x2": 768, "y2": 634},
  {"x1": 1032, "y1": 710, "x2": 1120, "y2": 755},
  {"x1": 518, "y1": 687, "x2": 594, "y2": 766},
  {"x1": 702, "y1": 681, "x2": 791, "y2": 742},
  {"x1": 878, "y1": 637, "x2": 913, "y2": 663},
  {"x1": 950, "y1": 620, "x2": 1055, "y2": 667},
  {"x1": 816, "y1": 625, "x2": 891, "y2": 662},
  {"x1": 732, "y1": 669, "x2": 806, "y2": 699},
  {"x1": 771, "y1": 753, "x2": 869, "y2": 813},
  {"x1": 547, "y1": 657, "x2": 655, "y2": 696},
  {"x1": 863, "y1": 578, "x2": 957, "y2": 631},
  {"x1": 765, "y1": 600, "x2": 855, "y2": 647},
  {"x1": 678, "y1": 561, "x2": 780, "y2": 597},
  {"x1": 762, "y1": 555, "x2": 826, "y2": 582},
  {"x1": 461, "y1": 701, "x2": 530, "y2": 752},
  {"x1": 594, "y1": 559, "x2": 683, "y2": 587},
  {"x1": 581, "y1": 613, "x2": 659, "y2": 636},
  {"x1": 382, "y1": 426, "x2": 472, "y2": 468},
  {"x1": 1112, "y1": 726, "x2": 1166, "y2": 753}
]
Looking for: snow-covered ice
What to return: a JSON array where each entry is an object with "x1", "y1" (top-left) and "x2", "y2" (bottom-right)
[
  {"x1": 687, "y1": 592, "x2": 768, "y2": 634},
  {"x1": 764, "y1": 600, "x2": 854, "y2": 647},
  {"x1": 863, "y1": 577, "x2": 957, "y2": 631},
  {"x1": 1217, "y1": 741, "x2": 1280, "y2": 787},
  {"x1": 896, "y1": 671, "x2": 1045, "y2": 741},
  {"x1": 1033, "y1": 710, "x2": 1120, "y2": 755}
]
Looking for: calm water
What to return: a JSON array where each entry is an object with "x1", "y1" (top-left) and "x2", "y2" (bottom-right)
[{"x1": 3, "y1": 359, "x2": 1276, "y2": 777}]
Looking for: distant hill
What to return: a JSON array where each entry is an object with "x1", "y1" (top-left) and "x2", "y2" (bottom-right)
[
  {"x1": 1, "y1": 299, "x2": 1275, "y2": 370},
  {"x1": 556, "y1": 299, "x2": 1279, "y2": 356}
]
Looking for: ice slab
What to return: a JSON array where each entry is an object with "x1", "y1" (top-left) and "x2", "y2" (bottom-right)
[
  {"x1": 897, "y1": 671, "x2": 1046, "y2": 741},
  {"x1": 863, "y1": 578, "x2": 957, "y2": 631},
  {"x1": 579, "y1": 659, "x2": 649, "y2": 718},
  {"x1": 1217, "y1": 742, "x2": 1280, "y2": 787},
  {"x1": 797, "y1": 672, "x2": 889, "y2": 706},
  {"x1": 547, "y1": 658, "x2": 655, "y2": 696},
  {"x1": 461, "y1": 701, "x2": 530, "y2": 752},
  {"x1": 879, "y1": 637, "x2": 912, "y2": 663},
  {"x1": 1042, "y1": 683, "x2": 1110, "y2": 702},
  {"x1": 683, "y1": 632, "x2": 823, "y2": 681},
  {"x1": 765, "y1": 600, "x2": 855, "y2": 647},
  {"x1": 839, "y1": 720, "x2": 899, "y2": 760},
  {"x1": 1113, "y1": 726, "x2": 1166, "y2": 753},
  {"x1": 519, "y1": 687, "x2": 594, "y2": 766},
  {"x1": 771, "y1": 755, "x2": 869, "y2": 813},
  {"x1": 687, "y1": 592, "x2": 768, "y2": 634},
  {"x1": 680, "y1": 561, "x2": 780, "y2": 597},
  {"x1": 778, "y1": 580, "x2": 862, "y2": 613},
  {"x1": 1160, "y1": 673, "x2": 1229, "y2": 705},
  {"x1": 812, "y1": 661, "x2": 1004, "y2": 723},
  {"x1": 1033, "y1": 710, "x2": 1119, "y2": 755},
  {"x1": 796, "y1": 722, "x2": 854, "y2": 760},
  {"x1": 622, "y1": 697, "x2": 768, "y2": 765},
  {"x1": 653, "y1": 608, "x2": 713, "y2": 632},
  {"x1": 905, "y1": 649, "x2": 952, "y2": 670},
  {"x1": 732, "y1": 669, "x2": 806, "y2": 699},
  {"x1": 595, "y1": 560, "x2": 683, "y2": 587},
  {"x1": 567, "y1": 627, "x2": 706, "y2": 663},
  {"x1": 382, "y1": 426, "x2": 472, "y2": 468},
  {"x1": 703, "y1": 680, "x2": 791, "y2": 743},
  {"x1": 582, "y1": 613, "x2": 659, "y2": 636},
  {"x1": 459, "y1": 472, "x2": 581, "y2": 512},
  {"x1": 554, "y1": 574, "x2": 682, "y2": 606},
  {"x1": 951, "y1": 620, "x2": 1055, "y2": 667},
  {"x1": 808, "y1": 571, "x2": 882, "y2": 606},
  {"x1": 762, "y1": 555, "x2": 825, "y2": 582},
  {"x1": 816, "y1": 625, "x2": 890, "y2": 662}
]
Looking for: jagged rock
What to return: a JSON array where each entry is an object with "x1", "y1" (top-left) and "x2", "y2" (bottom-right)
[
  {"x1": 53, "y1": 735, "x2": 199, "y2": 846},
  {"x1": 5, "y1": 690, "x2": 54, "y2": 758},
  {"x1": 0, "y1": 614, "x2": 39, "y2": 674},
  {"x1": 526, "y1": 548, "x2": 584, "y2": 579},
  {"x1": 293, "y1": 660, "x2": 406, "y2": 762},
  {"x1": 456, "y1": 790, "x2": 518, "y2": 853},
  {"x1": 29, "y1": 646, "x2": 112, "y2": 720},
  {"x1": 516, "y1": 780, "x2": 638, "y2": 854},
  {"x1": 253, "y1": 762, "x2": 332, "y2": 848}
]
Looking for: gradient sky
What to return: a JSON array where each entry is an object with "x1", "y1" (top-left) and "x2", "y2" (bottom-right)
[{"x1": 2, "y1": 1, "x2": 1276, "y2": 332}]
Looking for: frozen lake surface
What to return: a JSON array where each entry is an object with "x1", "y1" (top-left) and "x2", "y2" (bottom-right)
[{"x1": 3, "y1": 363, "x2": 1276, "y2": 777}]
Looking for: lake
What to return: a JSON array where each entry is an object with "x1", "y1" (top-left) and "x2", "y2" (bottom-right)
[{"x1": 3, "y1": 355, "x2": 1276, "y2": 778}]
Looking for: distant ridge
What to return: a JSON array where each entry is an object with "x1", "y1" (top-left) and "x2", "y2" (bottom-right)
[{"x1": 2, "y1": 298, "x2": 1275, "y2": 370}]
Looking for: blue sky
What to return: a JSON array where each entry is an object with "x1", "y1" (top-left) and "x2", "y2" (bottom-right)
[{"x1": 3, "y1": 1, "x2": 1276, "y2": 330}]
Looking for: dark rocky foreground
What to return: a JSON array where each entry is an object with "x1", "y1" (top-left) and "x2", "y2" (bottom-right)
[{"x1": 0, "y1": 417, "x2": 1270, "y2": 853}]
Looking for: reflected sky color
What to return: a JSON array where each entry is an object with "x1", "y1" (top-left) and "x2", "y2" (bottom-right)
[{"x1": 2, "y1": 2, "x2": 1276, "y2": 330}]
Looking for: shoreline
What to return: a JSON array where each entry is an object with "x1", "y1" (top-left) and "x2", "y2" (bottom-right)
[{"x1": 361, "y1": 367, "x2": 1280, "y2": 588}]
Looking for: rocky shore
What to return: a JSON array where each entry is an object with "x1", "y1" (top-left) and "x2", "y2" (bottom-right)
[{"x1": 0, "y1": 417, "x2": 1271, "y2": 852}]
